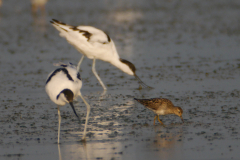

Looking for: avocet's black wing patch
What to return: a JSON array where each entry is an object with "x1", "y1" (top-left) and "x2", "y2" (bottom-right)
[
  {"x1": 51, "y1": 19, "x2": 67, "y2": 25},
  {"x1": 59, "y1": 64, "x2": 68, "y2": 67},
  {"x1": 70, "y1": 27, "x2": 92, "y2": 41},
  {"x1": 50, "y1": 19, "x2": 69, "y2": 32},
  {"x1": 46, "y1": 68, "x2": 74, "y2": 84},
  {"x1": 77, "y1": 72, "x2": 81, "y2": 80},
  {"x1": 80, "y1": 30, "x2": 92, "y2": 41},
  {"x1": 104, "y1": 32, "x2": 111, "y2": 43}
]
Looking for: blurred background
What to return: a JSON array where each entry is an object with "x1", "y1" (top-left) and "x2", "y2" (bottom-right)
[{"x1": 0, "y1": 0, "x2": 240, "y2": 159}]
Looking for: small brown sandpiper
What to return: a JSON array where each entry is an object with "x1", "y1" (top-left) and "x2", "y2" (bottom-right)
[{"x1": 134, "y1": 98, "x2": 184, "y2": 126}]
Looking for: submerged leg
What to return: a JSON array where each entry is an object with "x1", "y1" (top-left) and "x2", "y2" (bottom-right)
[
  {"x1": 153, "y1": 115, "x2": 157, "y2": 125},
  {"x1": 157, "y1": 115, "x2": 165, "y2": 127},
  {"x1": 57, "y1": 106, "x2": 61, "y2": 144},
  {"x1": 79, "y1": 93, "x2": 91, "y2": 140},
  {"x1": 77, "y1": 55, "x2": 85, "y2": 72},
  {"x1": 92, "y1": 58, "x2": 107, "y2": 90},
  {"x1": 58, "y1": 144, "x2": 62, "y2": 160}
]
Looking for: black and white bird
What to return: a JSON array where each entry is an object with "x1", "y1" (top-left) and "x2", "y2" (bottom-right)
[
  {"x1": 45, "y1": 62, "x2": 90, "y2": 143},
  {"x1": 50, "y1": 19, "x2": 152, "y2": 90}
]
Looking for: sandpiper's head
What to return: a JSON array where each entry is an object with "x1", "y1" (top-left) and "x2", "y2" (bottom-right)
[
  {"x1": 174, "y1": 106, "x2": 184, "y2": 123},
  {"x1": 119, "y1": 58, "x2": 153, "y2": 89}
]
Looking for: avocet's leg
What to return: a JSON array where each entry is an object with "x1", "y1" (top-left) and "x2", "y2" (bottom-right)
[
  {"x1": 92, "y1": 58, "x2": 107, "y2": 90},
  {"x1": 77, "y1": 55, "x2": 85, "y2": 72},
  {"x1": 57, "y1": 106, "x2": 61, "y2": 144},
  {"x1": 79, "y1": 93, "x2": 91, "y2": 140}
]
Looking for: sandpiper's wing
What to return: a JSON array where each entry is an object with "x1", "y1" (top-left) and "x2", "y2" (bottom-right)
[{"x1": 134, "y1": 98, "x2": 163, "y2": 111}]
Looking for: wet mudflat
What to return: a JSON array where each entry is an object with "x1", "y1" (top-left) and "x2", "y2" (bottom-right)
[{"x1": 0, "y1": 0, "x2": 240, "y2": 159}]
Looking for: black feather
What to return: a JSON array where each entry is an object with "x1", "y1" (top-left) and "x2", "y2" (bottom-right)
[{"x1": 46, "y1": 68, "x2": 73, "y2": 84}]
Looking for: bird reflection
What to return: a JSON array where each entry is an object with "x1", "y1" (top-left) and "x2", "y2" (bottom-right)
[
  {"x1": 30, "y1": 0, "x2": 48, "y2": 16},
  {"x1": 0, "y1": 0, "x2": 2, "y2": 16},
  {"x1": 152, "y1": 126, "x2": 183, "y2": 159},
  {"x1": 31, "y1": 0, "x2": 47, "y2": 32},
  {"x1": 58, "y1": 144, "x2": 62, "y2": 160},
  {"x1": 82, "y1": 142, "x2": 90, "y2": 160},
  {"x1": 32, "y1": 15, "x2": 47, "y2": 32}
]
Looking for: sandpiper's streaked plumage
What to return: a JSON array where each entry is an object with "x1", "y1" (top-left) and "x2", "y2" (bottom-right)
[
  {"x1": 45, "y1": 62, "x2": 90, "y2": 143},
  {"x1": 50, "y1": 19, "x2": 152, "y2": 90},
  {"x1": 134, "y1": 98, "x2": 184, "y2": 126}
]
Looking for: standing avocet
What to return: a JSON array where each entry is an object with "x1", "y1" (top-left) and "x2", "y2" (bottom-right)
[
  {"x1": 50, "y1": 19, "x2": 152, "y2": 90},
  {"x1": 45, "y1": 62, "x2": 90, "y2": 143}
]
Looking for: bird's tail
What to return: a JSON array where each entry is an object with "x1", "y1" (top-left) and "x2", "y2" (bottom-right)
[
  {"x1": 53, "y1": 62, "x2": 77, "y2": 69},
  {"x1": 50, "y1": 19, "x2": 73, "y2": 33},
  {"x1": 134, "y1": 98, "x2": 141, "y2": 102}
]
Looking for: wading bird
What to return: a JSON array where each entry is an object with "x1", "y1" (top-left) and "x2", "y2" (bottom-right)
[
  {"x1": 134, "y1": 98, "x2": 184, "y2": 126},
  {"x1": 45, "y1": 62, "x2": 90, "y2": 143},
  {"x1": 50, "y1": 19, "x2": 152, "y2": 90}
]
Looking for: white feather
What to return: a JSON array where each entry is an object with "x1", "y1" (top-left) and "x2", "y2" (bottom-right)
[{"x1": 51, "y1": 21, "x2": 119, "y2": 61}]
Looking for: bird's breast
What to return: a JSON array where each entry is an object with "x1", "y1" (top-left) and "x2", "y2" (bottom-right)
[{"x1": 156, "y1": 109, "x2": 166, "y2": 115}]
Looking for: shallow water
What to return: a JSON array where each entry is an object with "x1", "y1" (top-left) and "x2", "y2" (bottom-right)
[{"x1": 0, "y1": 0, "x2": 240, "y2": 159}]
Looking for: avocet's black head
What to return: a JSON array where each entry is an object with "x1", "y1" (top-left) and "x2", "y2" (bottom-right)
[
  {"x1": 119, "y1": 58, "x2": 136, "y2": 74},
  {"x1": 119, "y1": 58, "x2": 153, "y2": 89},
  {"x1": 56, "y1": 89, "x2": 73, "y2": 103},
  {"x1": 57, "y1": 89, "x2": 80, "y2": 121}
]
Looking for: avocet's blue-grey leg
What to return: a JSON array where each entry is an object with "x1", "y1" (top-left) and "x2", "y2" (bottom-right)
[
  {"x1": 92, "y1": 58, "x2": 107, "y2": 90},
  {"x1": 79, "y1": 93, "x2": 91, "y2": 140},
  {"x1": 77, "y1": 55, "x2": 85, "y2": 72},
  {"x1": 57, "y1": 106, "x2": 61, "y2": 144}
]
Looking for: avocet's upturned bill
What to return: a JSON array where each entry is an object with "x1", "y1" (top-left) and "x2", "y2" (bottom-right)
[
  {"x1": 45, "y1": 62, "x2": 90, "y2": 143},
  {"x1": 50, "y1": 19, "x2": 152, "y2": 90}
]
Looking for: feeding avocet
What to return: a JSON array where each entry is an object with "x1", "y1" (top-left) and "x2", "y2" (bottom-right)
[
  {"x1": 50, "y1": 19, "x2": 152, "y2": 90},
  {"x1": 45, "y1": 62, "x2": 90, "y2": 143}
]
